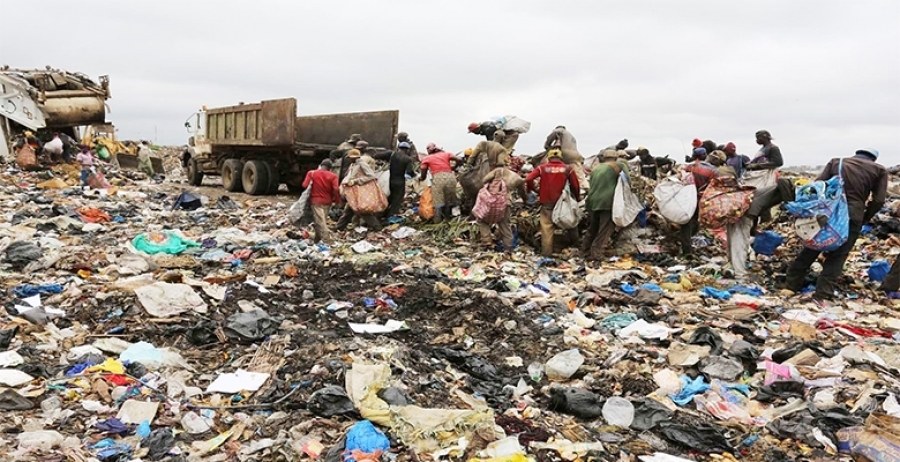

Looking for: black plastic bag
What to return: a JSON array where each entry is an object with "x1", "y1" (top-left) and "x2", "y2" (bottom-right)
[
  {"x1": 224, "y1": 310, "x2": 279, "y2": 343},
  {"x1": 548, "y1": 387, "x2": 603, "y2": 419},
  {"x1": 0, "y1": 389, "x2": 34, "y2": 410},
  {"x1": 434, "y1": 348, "x2": 499, "y2": 381},
  {"x1": 216, "y1": 196, "x2": 240, "y2": 210},
  {"x1": 688, "y1": 326, "x2": 724, "y2": 355},
  {"x1": 378, "y1": 387, "x2": 413, "y2": 406},
  {"x1": 728, "y1": 339, "x2": 759, "y2": 361},
  {"x1": 307, "y1": 386, "x2": 356, "y2": 417},
  {"x1": 145, "y1": 428, "x2": 176, "y2": 460},
  {"x1": 728, "y1": 324, "x2": 766, "y2": 344},
  {"x1": 172, "y1": 191, "x2": 202, "y2": 210},
  {"x1": 766, "y1": 413, "x2": 819, "y2": 446},
  {"x1": 0, "y1": 327, "x2": 18, "y2": 349},
  {"x1": 630, "y1": 398, "x2": 673, "y2": 431},
  {"x1": 657, "y1": 422, "x2": 732, "y2": 453},
  {"x1": 186, "y1": 321, "x2": 219, "y2": 345},
  {"x1": 755, "y1": 380, "x2": 805, "y2": 403}
]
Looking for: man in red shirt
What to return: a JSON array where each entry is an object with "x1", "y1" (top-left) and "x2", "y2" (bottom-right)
[
  {"x1": 525, "y1": 149, "x2": 581, "y2": 256},
  {"x1": 302, "y1": 159, "x2": 341, "y2": 243}
]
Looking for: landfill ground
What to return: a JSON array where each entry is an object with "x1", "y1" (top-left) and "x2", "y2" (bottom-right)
[{"x1": 1, "y1": 157, "x2": 900, "y2": 462}]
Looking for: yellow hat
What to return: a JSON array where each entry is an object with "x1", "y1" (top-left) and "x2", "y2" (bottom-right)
[
  {"x1": 548, "y1": 148, "x2": 563, "y2": 158},
  {"x1": 464, "y1": 147, "x2": 474, "y2": 156},
  {"x1": 346, "y1": 149, "x2": 361, "y2": 158},
  {"x1": 24, "y1": 131, "x2": 34, "y2": 137}
]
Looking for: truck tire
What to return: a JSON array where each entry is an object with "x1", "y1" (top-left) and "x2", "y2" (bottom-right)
[
  {"x1": 242, "y1": 160, "x2": 270, "y2": 195},
  {"x1": 187, "y1": 159, "x2": 204, "y2": 186},
  {"x1": 222, "y1": 159, "x2": 244, "y2": 192},
  {"x1": 265, "y1": 162, "x2": 281, "y2": 194}
]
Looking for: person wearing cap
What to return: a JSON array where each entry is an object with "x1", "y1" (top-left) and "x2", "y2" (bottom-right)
[
  {"x1": 582, "y1": 150, "x2": 630, "y2": 262},
  {"x1": 525, "y1": 148, "x2": 581, "y2": 256},
  {"x1": 723, "y1": 142, "x2": 751, "y2": 178},
  {"x1": 785, "y1": 149, "x2": 888, "y2": 300},
  {"x1": 337, "y1": 134, "x2": 363, "y2": 152},
  {"x1": 335, "y1": 149, "x2": 383, "y2": 232},
  {"x1": 679, "y1": 147, "x2": 718, "y2": 257},
  {"x1": 468, "y1": 121, "x2": 501, "y2": 142},
  {"x1": 540, "y1": 125, "x2": 587, "y2": 194},
  {"x1": 301, "y1": 159, "x2": 341, "y2": 244},
  {"x1": 372, "y1": 142, "x2": 416, "y2": 219},
  {"x1": 336, "y1": 140, "x2": 371, "y2": 182},
  {"x1": 420, "y1": 143, "x2": 463, "y2": 223},
  {"x1": 635, "y1": 147, "x2": 675, "y2": 180},
  {"x1": 478, "y1": 165, "x2": 527, "y2": 251},
  {"x1": 396, "y1": 132, "x2": 419, "y2": 161}
]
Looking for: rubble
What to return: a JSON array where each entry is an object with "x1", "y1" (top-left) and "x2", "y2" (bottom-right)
[{"x1": 0, "y1": 155, "x2": 898, "y2": 462}]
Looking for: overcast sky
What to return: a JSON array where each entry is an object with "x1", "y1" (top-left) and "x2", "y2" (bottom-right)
[{"x1": 2, "y1": 1, "x2": 898, "y2": 166}]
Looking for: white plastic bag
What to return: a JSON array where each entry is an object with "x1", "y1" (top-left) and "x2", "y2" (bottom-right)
[
  {"x1": 742, "y1": 169, "x2": 777, "y2": 189},
  {"x1": 552, "y1": 186, "x2": 581, "y2": 230},
  {"x1": 545, "y1": 349, "x2": 584, "y2": 381},
  {"x1": 502, "y1": 115, "x2": 531, "y2": 134},
  {"x1": 654, "y1": 177, "x2": 698, "y2": 225},
  {"x1": 612, "y1": 171, "x2": 643, "y2": 227},
  {"x1": 377, "y1": 169, "x2": 391, "y2": 197},
  {"x1": 288, "y1": 186, "x2": 312, "y2": 224}
]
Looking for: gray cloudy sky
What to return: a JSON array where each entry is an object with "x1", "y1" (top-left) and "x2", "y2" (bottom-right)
[{"x1": 2, "y1": 1, "x2": 898, "y2": 165}]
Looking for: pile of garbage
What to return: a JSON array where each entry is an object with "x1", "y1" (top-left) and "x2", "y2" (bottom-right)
[{"x1": 1, "y1": 159, "x2": 899, "y2": 462}]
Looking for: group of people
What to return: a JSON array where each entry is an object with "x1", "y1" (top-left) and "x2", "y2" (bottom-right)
[{"x1": 305, "y1": 124, "x2": 889, "y2": 303}]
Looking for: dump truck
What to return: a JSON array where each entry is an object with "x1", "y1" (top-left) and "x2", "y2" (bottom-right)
[
  {"x1": 0, "y1": 67, "x2": 111, "y2": 160},
  {"x1": 185, "y1": 98, "x2": 399, "y2": 195}
]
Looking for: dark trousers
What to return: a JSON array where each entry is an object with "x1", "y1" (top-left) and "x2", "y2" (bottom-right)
[
  {"x1": 385, "y1": 180, "x2": 405, "y2": 218},
  {"x1": 680, "y1": 209, "x2": 700, "y2": 255},
  {"x1": 335, "y1": 205, "x2": 382, "y2": 231},
  {"x1": 785, "y1": 221, "x2": 862, "y2": 299},
  {"x1": 747, "y1": 178, "x2": 796, "y2": 220},
  {"x1": 880, "y1": 257, "x2": 900, "y2": 292},
  {"x1": 582, "y1": 210, "x2": 615, "y2": 260}
]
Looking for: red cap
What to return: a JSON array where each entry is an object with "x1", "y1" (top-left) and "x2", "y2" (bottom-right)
[
  {"x1": 467, "y1": 122, "x2": 479, "y2": 132},
  {"x1": 691, "y1": 138, "x2": 702, "y2": 148},
  {"x1": 725, "y1": 142, "x2": 736, "y2": 152}
]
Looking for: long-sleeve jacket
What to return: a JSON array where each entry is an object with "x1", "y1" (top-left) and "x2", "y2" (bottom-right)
[
  {"x1": 818, "y1": 155, "x2": 887, "y2": 224},
  {"x1": 748, "y1": 143, "x2": 784, "y2": 170},
  {"x1": 525, "y1": 158, "x2": 580, "y2": 204},
  {"x1": 469, "y1": 141, "x2": 509, "y2": 168}
]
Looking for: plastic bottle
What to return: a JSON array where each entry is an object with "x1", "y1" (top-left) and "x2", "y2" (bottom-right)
[
  {"x1": 545, "y1": 349, "x2": 584, "y2": 381},
  {"x1": 601, "y1": 397, "x2": 634, "y2": 427},
  {"x1": 527, "y1": 362, "x2": 544, "y2": 382}
]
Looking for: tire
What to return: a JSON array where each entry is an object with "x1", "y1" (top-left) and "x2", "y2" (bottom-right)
[
  {"x1": 265, "y1": 162, "x2": 281, "y2": 194},
  {"x1": 222, "y1": 159, "x2": 244, "y2": 192},
  {"x1": 187, "y1": 159, "x2": 204, "y2": 186},
  {"x1": 242, "y1": 160, "x2": 270, "y2": 195}
]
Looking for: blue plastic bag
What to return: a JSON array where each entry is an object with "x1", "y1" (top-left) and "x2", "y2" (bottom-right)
[
  {"x1": 751, "y1": 231, "x2": 783, "y2": 256},
  {"x1": 785, "y1": 159, "x2": 849, "y2": 252},
  {"x1": 13, "y1": 283, "x2": 64, "y2": 298},
  {"x1": 728, "y1": 285, "x2": 764, "y2": 297},
  {"x1": 700, "y1": 287, "x2": 732, "y2": 300},
  {"x1": 669, "y1": 375, "x2": 710, "y2": 406},
  {"x1": 868, "y1": 260, "x2": 890, "y2": 282},
  {"x1": 344, "y1": 420, "x2": 390, "y2": 458},
  {"x1": 621, "y1": 283, "x2": 638, "y2": 295}
]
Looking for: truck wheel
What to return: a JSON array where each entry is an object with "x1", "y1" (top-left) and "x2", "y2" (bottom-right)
[
  {"x1": 265, "y1": 162, "x2": 281, "y2": 194},
  {"x1": 242, "y1": 160, "x2": 270, "y2": 195},
  {"x1": 222, "y1": 159, "x2": 244, "y2": 192},
  {"x1": 187, "y1": 159, "x2": 204, "y2": 186}
]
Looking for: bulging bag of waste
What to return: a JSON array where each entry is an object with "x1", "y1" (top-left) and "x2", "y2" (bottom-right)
[
  {"x1": 501, "y1": 115, "x2": 531, "y2": 134},
  {"x1": 699, "y1": 177, "x2": 755, "y2": 229},
  {"x1": 346, "y1": 180, "x2": 388, "y2": 214},
  {"x1": 473, "y1": 178, "x2": 508, "y2": 224},
  {"x1": 612, "y1": 171, "x2": 643, "y2": 227},
  {"x1": 785, "y1": 158, "x2": 849, "y2": 252},
  {"x1": 288, "y1": 185, "x2": 313, "y2": 225},
  {"x1": 419, "y1": 187, "x2": 434, "y2": 220},
  {"x1": 752, "y1": 230, "x2": 784, "y2": 255},
  {"x1": 654, "y1": 177, "x2": 697, "y2": 225},
  {"x1": 377, "y1": 169, "x2": 391, "y2": 198},
  {"x1": 552, "y1": 185, "x2": 581, "y2": 230}
]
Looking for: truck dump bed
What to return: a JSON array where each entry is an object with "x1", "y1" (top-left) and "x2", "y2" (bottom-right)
[{"x1": 205, "y1": 98, "x2": 398, "y2": 150}]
